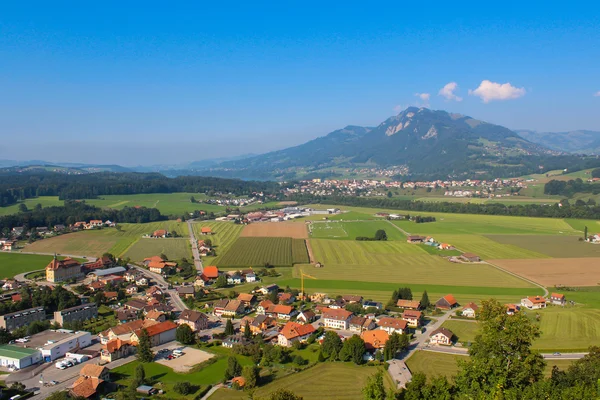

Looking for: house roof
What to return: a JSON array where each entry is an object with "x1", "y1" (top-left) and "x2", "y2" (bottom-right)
[
  {"x1": 279, "y1": 293, "x2": 294, "y2": 301},
  {"x1": 100, "y1": 319, "x2": 157, "y2": 337},
  {"x1": 397, "y1": 300, "x2": 421, "y2": 309},
  {"x1": 361, "y1": 330, "x2": 389, "y2": 350},
  {"x1": 138, "y1": 320, "x2": 177, "y2": 338},
  {"x1": 527, "y1": 296, "x2": 546, "y2": 304},
  {"x1": 71, "y1": 376, "x2": 103, "y2": 398},
  {"x1": 298, "y1": 310, "x2": 315, "y2": 319},
  {"x1": 0, "y1": 344, "x2": 40, "y2": 359},
  {"x1": 153, "y1": 229, "x2": 167, "y2": 236},
  {"x1": 178, "y1": 309, "x2": 208, "y2": 323},
  {"x1": 378, "y1": 317, "x2": 408, "y2": 330},
  {"x1": 439, "y1": 294, "x2": 457, "y2": 306},
  {"x1": 259, "y1": 300, "x2": 274, "y2": 308},
  {"x1": 81, "y1": 364, "x2": 108, "y2": 378},
  {"x1": 322, "y1": 308, "x2": 353, "y2": 321},
  {"x1": 551, "y1": 293, "x2": 565, "y2": 300},
  {"x1": 402, "y1": 310, "x2": 422, "y2": 319},
  {"x1": 177, "y1": 286, "x2": 195, "y2": 294},
  {"x1": 203, "y1": 266, "x2": 219, "y2": 279},
  {"x1": 126, "y1": 299, "x2": 148, "y2": 310},
  {"x1": 237, "y1": 293, "x2": 255, "y2": 302},
  {"x1": 201, "y1": 227, "x2": 212, "y2": 233},
  {"x1": 342, "y1": 295, "x2": 363, "y2": 302},
  {"x1": 462, "y1": 252, "x2": 479, "y2": 258},
  {"x1": 224, "y1": 300, "x2": 243, "y2": 312},
  {"x1": 144, "y1": 256, "x2": 164, "y2": 263},
  {"x1": 270, "y1": 304, "x2": 294, "y2": 315},
  {"x1": 104, "y1": 338, "x2": 130, "y2": 353},
  {"x1": 279, "y1": 321, "x2": 316, "y2": 340},
  {"x1": 430, "y1": 327, "x2": 454, "y2": 339},
  {"x1": 145, "y1": 310, "x2": 164, "y2": 320},
  {"x1": 464, "y1": 302, "x2": 479, "y2": 311},
  {"x1": 46, "y1": 257, "x2": 81, "y2": 271}
]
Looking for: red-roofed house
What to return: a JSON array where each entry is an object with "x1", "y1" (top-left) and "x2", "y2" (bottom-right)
[
  {"x1": 521, "y1": 296, "x2": 547, "y2": 310},
  {"x1": 361, "y1": 330, "x2": 390, "y2": 351},
  {"x1": 131, "y1": 320, "x2": 177, "y2": 347},
  {"x1": 322, "y1": 308, "x2": 353, "y2": 330},
  {"x1": 101, "y1": 338, "x2": 134, "y2": 362},
  {"x1": 401, "y1": 310, "x2": 423, "y2": 328},
  {"x1": 396, "y1": 300, "x2": 421, "y2": 310},
  {"x1": 203, "y1": 266, "x2": 219, "y2": 280},
  {"x1": 435, "y1": 294, "x2": 458, "y2": 310},
  {"x1": 201, "y1": 227, "x2": 213, "y2": 235},
  {"x1": 461, "y1": 303, "x2": 479, "y2": 318},
  {"x1": 277, "y1": 321, "x2": 316, "y2": 347},
  {"x1": 550, "y1": 293, "x2": 566, "y2": 306},
  {"x1": 267, "y1": 304, "x2": 296, "y2": 320},
  {"x1": 378, "y1": 317, "x2": 408, "y2": 334},
  {"x1": 430, "y1": 327, "x2": 454, "y2": 345},
  {"x1": 152, "y1": 229, "x2": 169, "y2": 238}
]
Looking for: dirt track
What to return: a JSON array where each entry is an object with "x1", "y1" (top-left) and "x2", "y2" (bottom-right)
[
  {"x1": 490, "y1": 258, "x2": 600, "y2": 287},
  {"x1": 241, "y1": 222, "x2": 308, "y2": 239}
]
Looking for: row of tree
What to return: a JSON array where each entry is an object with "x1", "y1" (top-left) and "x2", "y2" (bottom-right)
[{"x1": 544, "y1": 178, "x2": 600, "y2": 197}]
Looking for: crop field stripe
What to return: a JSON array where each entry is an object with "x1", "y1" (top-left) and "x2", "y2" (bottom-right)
[
  {"x1": 291, "y1": 239, "x2": 310, "y2": 264},
  {"x1": 216, "y1": 237, "x2": 294, "y2": 267}
]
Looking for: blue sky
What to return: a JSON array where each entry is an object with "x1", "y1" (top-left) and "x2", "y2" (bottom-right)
[{"x1": 1, "y1": 2, "x2": 599, "y2": 165}]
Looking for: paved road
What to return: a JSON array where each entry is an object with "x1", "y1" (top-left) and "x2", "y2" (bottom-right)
[
  {"x1": 128, "y1": 264, "x2": 189, "y2": 312},
  {"x1": 17, "y1": 251, "x2": 97, "y2": 261},
  {"x1": 422, "y1": 345, "x2": 588, "y2": 360},
  {"x1": 187, "y1": 219, "x2": 204, "y2": 274}
]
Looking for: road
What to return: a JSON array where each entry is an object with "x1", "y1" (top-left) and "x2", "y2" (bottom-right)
[
  {"x1": 128, "y1": 264, "x2": 189, "y2": 312},
  {"x1": 187, "y1": 219, "x2": 204, "y2": 274},
  {"x1": 17, "y1": 251, "x2": 97, "y2": 261},
  {"x1": 422, "y1": 344, "x2": 588, "y2": 360}
]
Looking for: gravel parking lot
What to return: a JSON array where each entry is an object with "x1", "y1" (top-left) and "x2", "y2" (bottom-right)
[{"x1": 155, "y1": 346, "x2": 214, "y2": 373}]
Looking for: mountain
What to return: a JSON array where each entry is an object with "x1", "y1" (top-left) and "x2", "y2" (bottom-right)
[
  {"x1": 516, "y1": 130, "x2": 600, "y2": 154},
  {"x1": 207, "y1": 107, "x2": 554, "y2": 180}
]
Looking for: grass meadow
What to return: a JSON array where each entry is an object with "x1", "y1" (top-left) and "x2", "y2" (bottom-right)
[
  {"x1": 565, "y1": 218, "x2": 600, "y2": 233},
  {"x1": 307, "y1": 239, "x2": 534, "y2": 287},
  {"x1": 310, "y1": 220, "x2": 405, "y2": 240},
  {"x1": 0, "y1": 196, "x2": 64, "y2": 216},
  {"x1": 442, "y1": 320, "x2": 478, "y2": 344},
  {"x1": 22, "y1": 221, "x2": 188, "y2": 257},
  {"x1": 488, "y1": 234, "x2": 600, "y2": 258},
  {"x1": 122, "y1": 238, "x2": 192, "y2": 261},
  {"x1": 532, "y1": 307, "x2": 600, "y2": 351},
  {"x1": 405, "y1": 351, "x2": 574, "y2": 381},
  {"x1": 209, "y1": 363, "x2": 394, "y2": 400},
  {"x1": 433, "y1": 234, "x2": 550, "y2": 259},
  {"x1": 0, "y1": 253, "x2": 78, "y2": 279}
]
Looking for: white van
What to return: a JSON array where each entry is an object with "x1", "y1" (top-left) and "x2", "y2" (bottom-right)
[{"x1": 172, "y1": 349, "x2": 184, "y2": 357}]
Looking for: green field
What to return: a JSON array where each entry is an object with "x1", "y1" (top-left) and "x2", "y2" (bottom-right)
[
  {"x1": 209, "y1": 363, "x2": 394, "y2": 400},
  {"x1": 533, "y1": 307, "x2": 600, "y2": 351},
  {"x1": 191, "y1": 221, "x2": 244, "y2": 265},
  {"x1": 565, "y1": 218, "x2": 600, "y2": 233},
  {"x1": 306, "y1": 239, "x2": 534, "y2": 287},
  {"x1": 0, "y1": 196, "x2": 64, "y2": 216},
  {"x1": 122, "y1": 238, "x2": 192, "y2": 261},
  {"x1": 433, "y1": 234, "x2": 550, "y2": 259},
  {"x1": 405, "y1": 351, "x2": 574, "y2": 381},
  {"x1": 291, "y1": 239, "x2": 310, "y2": 264},
  {"x1": 216, "y1": 237, "x2": 295, "y2": 268},
  {"x1": 442, "y1": 320, "x2": 478, "y2": 344},
  {"x1": 0, "y1": 253, "x2": 79, "y2": 279},
  {"x1": 488, "y1": 234, "x2": 600, "y2": 258},
  {"x1": 310, "y1": 220, "x2": 405, "y2": 240},
  {"x1": 22, "y1": 221, "x2": 189, "y2": 257}
]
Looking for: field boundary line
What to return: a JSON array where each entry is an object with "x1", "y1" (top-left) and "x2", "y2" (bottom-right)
[{"x1": 483, "y1": 260, "x2": 549, "y2": 297}]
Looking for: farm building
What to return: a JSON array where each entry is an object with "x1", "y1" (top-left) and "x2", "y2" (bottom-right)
[
  {"x1": 521, "y1": 296, "x2": 547, "y2": 310},
  {"x1": 151, "y1": 229, "x2": 169, "y2": 238},
  {"x1": 406, "y1": 235, "x2": 426, "y2": 243},
  {"x1": 550, "y1": 293, "x2": 566, "y2": 306},
  {"x1": 430, "y1": 327, "x2": 454, "y2": 345},
  {"x1": 436, "y1": 294, "x2": 458, "y2": 310},
  {"x1": 461, "y1": 303, "x2": 479, "y2": 318},
  {"x1": 201, "y1": 227, "x2": 213, "y2": 235},
  {"x1": 0, "y1": 345, "x2": 42, "y2": 369},
  {"x1": 506, "y1": 304, "x2": 520, "y2": 315},
  {"x1": 396, "y1": 300, "x2": 421, "y2": 310},
  {"x1": 461, "y1": 253, "x2": 481, "y2": 262},
  {"x1": 203, "y1": 266, "x2": 220, "y2": 279}
]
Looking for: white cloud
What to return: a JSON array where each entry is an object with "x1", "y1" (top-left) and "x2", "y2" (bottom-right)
[
  {"x1": 414, "y1": 92, "x2": 430, "y2": 107},
  {"x1": 594, "y1": 91, "x2": 600, "y2": 97},
  {"x1": 438, "y1": 82, "x2": 463, "y2": 101},
  {"x1": 468, "y1": 80, "x2": 526, "y2": 103}
]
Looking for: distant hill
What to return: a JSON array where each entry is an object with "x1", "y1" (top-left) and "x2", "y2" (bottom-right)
[
  {"x1": 516, "y1": 130, "x2": 600, "y2": 155},
  {"x1": 206, "y1": 107, "x2": 556, "y2": 180}
]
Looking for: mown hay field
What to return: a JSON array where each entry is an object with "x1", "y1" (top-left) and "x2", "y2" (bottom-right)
[
  {"x1": 209, "y1": 362, "x2": 394, "y2": 400},
  {"x1": 216, "y1": 237, "x2": 294, "y2": 268},
  {"x1": 490, "y1": 258, "x2": 600, "y2": 287},
  {"x1": 0, "y1": 253, "x2": 75, "y2": 279},
  {"x1": 0, "y1": 196, "x2": 64, "y2": 216},
  {"x1": 306, "y1": 239, "x2": 534, "y2": 288},
  {"x1": 122, "y1": 238, "x2": 192, "y2": 261},
  {"x1": 434, "y1": 234, "x2": 550, "y2": 259},
  {"x1": 241, "y1": 222, "x2": 308, "y2": 238},
  {"x1": 310, "y1": 220, "x2": 405, "y2": 240},
  {"x1": 488, "y1": 234, "x2": 600, "y2": 258},
  {"x1": 442, "y1": 320, "x2": 479, "y2": 344},
  {"x1": 533, "y1": 307, "x2": 600, "y2": 351},
  {"x1": 291, "y1": 239, "x2": 310, "y2": 264},
  {"x1": 23, "y1": 221, "x2": 188, "y2": 257}
]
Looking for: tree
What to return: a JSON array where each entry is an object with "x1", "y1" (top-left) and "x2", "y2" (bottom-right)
[
  {"x1": 268, "y1": 389, "x2": 303, "y2": 400},
  {"x1": 18, "y1": 203, "x2": 28, "y2": 213},
  {"x1": 132, "y1": 363, "x2": 146, "y2": 388},
  {"x1": 585, "y1": 225, "x2": 588, "y2": 240},
  {"x1": 374, "y1": 229, "x2": 387, "y2": 241},
  {"x1": 338, "y1": 334, "x2": 366, "y2": 364},
  {"x1": 384, "y1": 333, "x2": 409, "y2": 361},
  {"x1": 322, "y1": 331, "x2": 343, "y2": 360},
  {"x1": 225, "y1": 318, "x2": 235, "y2": 336},
  {"x1": 160, "y1": 253, "x2": 168, "y2": 261},
  {"x1": 420, "y1": 290, "x2": 430, "y2": 309},
  {"x1": 214, "y1": 275, "x2": 228, "y2": 288},
  {"x1": 362, "y1": 370, "x2": 386, "y2": 400},
  {"x1": 293, "y1": 354, "x2": 307, "y2": 366},
  {"x1": 174, "y1": 381, "x2": 193, "y2": 395},
  {"x1": 317, "y1": 351, "x2": 326, "y2": 362},
  {"x1": 345, "y1": 302, "x2": 364, "y2": 315},
  {"x1": 176, "y1": 324, "x2": 196, "y2": 345},
  {"x1": 10, "y1": 382, "x2": 25, "y2": 393},
  {"x1": 93, "y1": 291, "x2": 105, "y2": 306},
  {"x1": 46, "y1": 392, "x2": 71, "y2": 400},
  {"x1": 454, "y1": 299, "x2": 545, "y2": 398},
  {"x1": 0, "y1": 328, "x2": 13, "y2": 344},
  {"x1": 242, "y1": 365, "x2": 260, "y2": 389},
  {"x1": 268, "y1": 290, "x2": 279, "y2": 304},
  {"x1": 243, "y1": 320, "x2": 252, "y2": 340},
  {"x1": 225, "y1": 356, "x2": 242, "y2": 380},
  {"x1": 136, "y1": 329, "x2": 155, "y2": 363}
]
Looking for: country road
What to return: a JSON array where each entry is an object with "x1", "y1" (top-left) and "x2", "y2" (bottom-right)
[{"x1": 187, "y1": 219, "x2": 204, "y2": 274}]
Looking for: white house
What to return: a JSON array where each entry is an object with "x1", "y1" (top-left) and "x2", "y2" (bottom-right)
[
  {"x1": 322, "y1": 308, "x2": 353, "y2": 330},
  {"x1": 429, "y1": 328, "x2": 453, "y2": 346},
  {"x1": 461, "y1": 303, "x2": 479, "y2": 318},
  {"x1": 521, "y1": 296, "x2": 547, "y2": 310}
]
